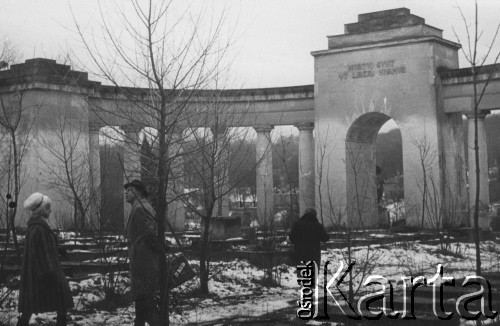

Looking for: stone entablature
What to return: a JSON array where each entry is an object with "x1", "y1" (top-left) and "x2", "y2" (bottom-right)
[
  {"x1": 0, "y1": 59, "x2": 314, "y2": 128},
  {"x1": 0, "y1": 58, "x2": 313, "y2": 104},
  {"x1": 438, "y1": 64, "x2": 500, "y2": 82},
  {"x1": 439, "y1": 64, "x2": 500, "y2": 113}
]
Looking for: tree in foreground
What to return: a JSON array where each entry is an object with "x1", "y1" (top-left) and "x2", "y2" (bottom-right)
[
  {"x1": 71, "y1": 0, "x2": 233, "y2": 323},
  {"x1": 37, "y1": 111, "x2": 101, "y2": 232},
  {"x1": 0, "y1": 37, "x2": 41, "y2": 262},
  {"x1": 453, "y1": 0, "x2": 500, "y2": 276},
  {"x1": 182, "y1": 90, "x2": 255, "y2": 293}
]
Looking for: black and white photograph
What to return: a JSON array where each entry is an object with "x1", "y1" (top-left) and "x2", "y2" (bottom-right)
[{"x1": 1, "y1": 0, "x2": 500, "y2": 325}]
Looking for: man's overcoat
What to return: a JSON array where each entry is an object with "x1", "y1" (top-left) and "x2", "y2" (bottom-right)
[
  {"x1": 18, "y1": 215, "x2": 74, "y2": 313},
  {"x1": 126, "y1": 199, "x2": 160, "y2": 297},
  {"x1": 289, "y1": 212, "x2": 329, "y2": 266}
]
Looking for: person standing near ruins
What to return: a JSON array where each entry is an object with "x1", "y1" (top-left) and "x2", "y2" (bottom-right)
[
  {"x1": 125, "y1": 180, "x2": 162, "y2": 326},
  {"x1": 289, "y1": 207, "x2": 329, "y2": 268},
  {"x1": 376, "y1": 165, "x2": 385, "y2": 206},
  {"x1": 17, "y1": 192, "x2": 73, "y2": 326}
]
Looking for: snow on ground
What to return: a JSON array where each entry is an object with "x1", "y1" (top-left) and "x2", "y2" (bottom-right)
[{"x1": 1, "y1": 241, "x2": 500, "y2": 325}]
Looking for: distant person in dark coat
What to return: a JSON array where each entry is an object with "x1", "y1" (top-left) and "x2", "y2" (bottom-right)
[
  {"x1": 289, "y1": 207, "x2": 329, "y2": 268},
  {"x1": 125, "y1": 180, "x2": 161, "y2": 326},
  {"x1": 17, "y1": 192, "x2": 73, "y2": 326},
  {"x1": 376, "y1": 165, "x2": 385, "y2": 206}
]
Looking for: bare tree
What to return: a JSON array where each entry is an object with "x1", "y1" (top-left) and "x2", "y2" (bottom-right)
[
  {"x1": 453, "y1": 1, "x2": 500, "y2": 276},
  {"x1": 0, "y1": 38, "x2": 24, "y2": 264},
  {"x1": 412, "y1": 135, "x2": 437, "y2": 230},
  {"x1": 412, "y1": 136, "x2": 467, "y2": 251},
  {"x1": 340, "y1": 141, "x2": 383, "y2": 303},
  {"x1": 0, "y1": 91, "x2": 41, "y2": 262},
  {"x1": 272, "y1": 132, "x2": 299, "y2": 229},
  {"x1": 181, "y1": 88, "x2": 257, "y2": 293},
  {"x1": 71, "y1": 0, "x2": 234, "y2": 323},
  {"x1": 0, "y1": 40, "x2": 30, "y2": 309},
  {"x1": 315, "y1": 128, "x2": 340, "y2": 226},
  {"x1": 0, "y1": 38, "x2": 20, "y2": 69},
  {"x1": 315, "y1": 133, "x2": 382, "y2": 307},
  {"x1": 345, "y1": 141, "x2": 373, "y2": 230},
  {"x1": 37, "y1": 112, "x2": 99, "y2": 232}
]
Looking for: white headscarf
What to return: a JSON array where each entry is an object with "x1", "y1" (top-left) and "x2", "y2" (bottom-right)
[{"x1": 23, "y1": 192, "x2": 51, "y2": 211}]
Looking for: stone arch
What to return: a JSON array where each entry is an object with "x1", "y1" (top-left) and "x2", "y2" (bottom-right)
[{"x1": 345, "y1": 112, "x2": 402, "y2": 228}]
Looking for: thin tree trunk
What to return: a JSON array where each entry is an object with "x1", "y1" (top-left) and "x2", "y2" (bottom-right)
[
  {"x1": 200, "y1": 205, "x2": 213, "y2": 294},
  {"x1": 472, "y1": 2, "x2": 481, "y2": 277},
  {"x1": 157, "y1": 136, "x2": 169, "y2": 325},
  {"x1": 11, "y1": 131, "x2": 21, "y2": 261},
  {"x1": 473, "y1": 71, "x2": 481, "y2": 276},
  {"x1": 420, "y1": 162, "x2": 427, "y2": 230}
]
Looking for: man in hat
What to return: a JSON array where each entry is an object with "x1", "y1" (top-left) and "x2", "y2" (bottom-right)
[{"x1": 124, "y1": 180, "x2": 161, "y2": 326}]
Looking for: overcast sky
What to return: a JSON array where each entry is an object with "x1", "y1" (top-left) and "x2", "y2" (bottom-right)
[{"x1": 2, "y1": 0, "x2": 500, "y2": 89}]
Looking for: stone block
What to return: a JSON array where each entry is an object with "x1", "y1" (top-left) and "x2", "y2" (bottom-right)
[{"x1": 202, "y1": 216, "x2": 241, "y2": 241}]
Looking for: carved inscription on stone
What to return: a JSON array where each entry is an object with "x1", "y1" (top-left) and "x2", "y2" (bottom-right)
[{"x1": 338, "y1": 60, "x2": 406, "y2": 81}]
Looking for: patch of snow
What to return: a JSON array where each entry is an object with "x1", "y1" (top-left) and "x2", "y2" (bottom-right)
[{"x1": 3, "y1": 241, "x2": 500, "y2": 325}]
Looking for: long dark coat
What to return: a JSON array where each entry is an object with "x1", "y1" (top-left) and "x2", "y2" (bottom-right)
[
  {"x1": 18, "y1": 215, "x2": 74, "y2": 313},
  {"x1": 289, "y1": 212, "x2": 329, "y2": 266},
  {"x1": 126, "y1": 198, "x2": 160, "y2": 298}
]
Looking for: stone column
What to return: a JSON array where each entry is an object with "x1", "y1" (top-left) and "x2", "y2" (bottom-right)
[
  {"x1": 121, "y1": 124, "x2": 142, "y2": 226},
  {"x1": 466, "y1": 112, "x2": 490, "y2": 227},
  {"x1": 167, "y1": 132, "x2": 186, "y2": 232},
  {"x1": 254, "y1": 125, "x2": 274, "y2": 225},
  {"x1": 88, "y1": 124, "x2": 102, "y2": 229},
  {"x1": 211, "y1": 127, "x2": 230, "y2": 217},
  {"x1": 297, "y1": 123, "x2": 315, "y2": 216}
]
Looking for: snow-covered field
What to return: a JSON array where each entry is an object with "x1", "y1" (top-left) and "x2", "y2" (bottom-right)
[{"x1": 1, "y1": 240, "x2": 499, "y2": 325}]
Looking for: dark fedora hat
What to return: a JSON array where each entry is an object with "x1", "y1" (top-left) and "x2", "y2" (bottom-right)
[{"x1": 124, "y1": 179, "x2": 148, "y2": 196}]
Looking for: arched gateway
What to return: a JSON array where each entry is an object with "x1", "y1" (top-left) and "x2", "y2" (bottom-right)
[{"x1": 1, "y1": 8, "x2": 498, "y2": 230}]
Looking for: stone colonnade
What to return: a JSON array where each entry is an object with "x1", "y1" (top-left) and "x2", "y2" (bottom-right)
[
  {"x1": 87, "y1": 123, "x2": 316, "y2": 229},
  {"x1": 88, "y1": 115, "x2": 491, "y2": 230}
]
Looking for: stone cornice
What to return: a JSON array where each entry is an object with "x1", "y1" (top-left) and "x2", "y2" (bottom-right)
[
  {"x1": 95, "y1": 84, "x2": 314, "y2": 102},
  {"x1": 438, "y1": 64, "x2": 500, "y2": 84},
  {"x1": 311, "y1": 36, "x2": 460, "y2": 57},
  {"x1": 0, "y1": 60, "x2": 315, "y2": 103}
]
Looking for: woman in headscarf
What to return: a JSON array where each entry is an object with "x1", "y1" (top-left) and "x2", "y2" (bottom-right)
[{"x1": 17, "y1": 192, "x2": 73, "y2": 326}]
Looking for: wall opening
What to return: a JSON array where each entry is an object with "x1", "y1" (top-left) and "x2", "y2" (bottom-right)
[{"x1": 345, "y1": 112, "x2": 404, "y2": 228}]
